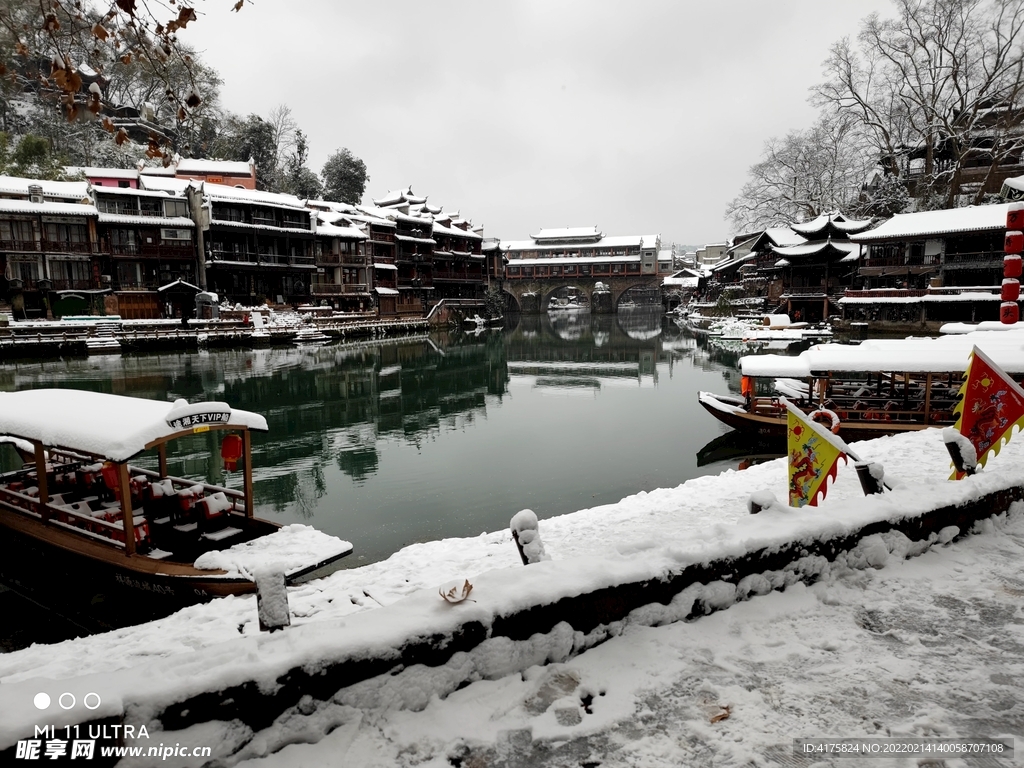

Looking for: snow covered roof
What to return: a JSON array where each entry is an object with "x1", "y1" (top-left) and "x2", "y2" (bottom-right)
[
  {"x1": 511, "y1": 255, "x2": 642, "y2": 266},
  {"x1": 66, "y1": 166, "x2": 139, "y2": 180},
  {"x1": 740, "y1": 326, "x2": 1024, "y2": 377},
  {"x1": 316, "y1": 222, "x2": 367, "y2": 240},
  {"x1": 0, "y1": 176, "x2": 90, "y2": 201},
  {"x1": 138, "y1": 177, "x2": 195, "y2": 193},
  {"x1": 175, "y1": 158, "x2": 253, "y2": 177},
  {"x1": 791, "y1": 212, "x2": 872, "y2": 237},
  {"x1": 372, "y1": 187, "x2": 426, "y2": 207},
  {"x1": 372, "y1": 262, "x2": 398, "y2": 270},
  {"x1": 96, "y1": 213, "x2": 194, "y2": 228},
  {"x1": 762, "y1": 227, "x2": 807, "y2": 247},
  {"x1": 0, "y1": 390, "x2": 268, "y2": 462},
  {"x1": 203, "y1": 182, "x2": 306, "y2": 210},
  {"x1": 0, "y1": 198, "x2": 96, "y2": 216},
  {"x1": 710, "y1": 253, "x2": 756, "y2": 272},
  {"x1": 90, "y1": 185, "x2": 178, "y2": 199},
  {"x1": 772, "y1": 240, "x2": 860, "y2": 259},
  {"x1": 531, "y1": 226, "x2": 603, "y2": 242},
  {"x1": 375, "y1": 287, "x2": 399, "y2": 295},
  {"x1": 850, "y1": 203, "x2": 1014, "y2": 242},
  {"x1": 503, "y1": 234, "x2": 648, "y2": 252},
  {"x1": 641, "y1": 235, "x2": 659, "y2": 249}
]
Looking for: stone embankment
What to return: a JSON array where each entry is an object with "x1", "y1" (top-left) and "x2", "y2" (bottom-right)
[{"x1": 0, "y1": 316, "x2": 429, "y2": 358}]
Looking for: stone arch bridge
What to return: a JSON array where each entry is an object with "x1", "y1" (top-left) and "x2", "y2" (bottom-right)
[{"x1": 502, "y1": 275, "x2": 662, "y2": 313}]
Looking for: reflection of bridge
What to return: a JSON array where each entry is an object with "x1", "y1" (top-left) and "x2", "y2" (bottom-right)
[{"x1": 502, "y1": 275, "x2": 663, "y2": 313}]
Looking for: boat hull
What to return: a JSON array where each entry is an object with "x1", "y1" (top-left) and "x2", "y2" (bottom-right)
[{"x1": 697, "y1": 391, "x2": 939, "y2": 441}]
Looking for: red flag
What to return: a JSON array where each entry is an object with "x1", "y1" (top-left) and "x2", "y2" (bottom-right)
[{"x1": 950, "y1": 346, "x2": 1024, "y2": 479}]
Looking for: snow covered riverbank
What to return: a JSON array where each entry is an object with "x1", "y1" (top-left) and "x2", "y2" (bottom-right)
[{"x1": 1, "y1": 426, "x2": 1023, "y2": 765}]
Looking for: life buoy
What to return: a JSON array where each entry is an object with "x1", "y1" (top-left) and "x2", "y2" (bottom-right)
[{"x1": 809, "y1": 408, "x2": 841, "y2": 434}]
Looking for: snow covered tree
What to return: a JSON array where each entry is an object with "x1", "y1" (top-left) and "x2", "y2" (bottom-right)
[
  {"x1": 213, "y1": 113, "x2": 277, "y2": 190},
  {"x1": 815, "y1": 0, "x2": 1024, "y2": 208},
  {"x1": 725, "y1": 112, "x2": 873, "y2": 231},
  {"x1": 322, "y1": 148, "x2": 368, "y2": 205},
  {"x1": 279, "y1": 129, "x2": 323, "y2": 199}
]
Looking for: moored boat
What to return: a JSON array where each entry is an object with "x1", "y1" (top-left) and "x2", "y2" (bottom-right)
[
  {"x1": 698, "y1": 327, "x2": 1024, "y2": 439},
  {"x1": 0, "y1": 390, "x2": 352, "y2": 601}
]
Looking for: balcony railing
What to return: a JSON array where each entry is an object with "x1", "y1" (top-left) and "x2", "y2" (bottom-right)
[
  {"x1": 49, "y1": 279, "x2": 92, "y2": 291},
  {"x1": 42, "y1": 240, "x2": 94, "y2": 254},
  {"x1": 0, "y1": 239, "x2": 39, "y2": 252},
  {"x1": 311, "y1": 283, "x2": 344, "y2": 295},
  {"x1": 310, "y1": 283, "x2": 369, "y2": 295}
]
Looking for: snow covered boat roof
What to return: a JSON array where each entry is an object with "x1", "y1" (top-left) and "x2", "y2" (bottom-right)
[
  {"x1": 740, "y1": 327, "x2": 1024, "y2": 377},
  {"x1": 0, "y1": 390, "x2": 268, "y2": 462}
]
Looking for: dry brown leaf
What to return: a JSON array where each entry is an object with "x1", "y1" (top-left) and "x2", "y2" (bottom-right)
[
  {"x1": 439, "y1": 578, "x2": 475, "y2": 603},
  {"x1": 185, "y1": 90, "x2": 201, "y2": 108},
  {"x1": 43, "y1": 13, "x2": 60, "y2": 32},
  {"x1": 114, "y1": 127, "x2": 129, "y2": 145},
  {"x1": 15, "y1": 42, "x2": 29, "y2": 57},
  {"x1": 710, "y1": 705, "x2": 731, "y2": 723},
  {"x1": 101, "y1": 116, "x2": 115, "y2": 133},
  {"x1": 177, "y1": 7, "x2": 196, "y2": 26},
  {"x1": 115, "y1": 0, "x2": 137, "y2": 16},
  {"x1": 233, "y1": 0, "x2": 245, "y2": 11},
  {"x1": 92, "y1": 23, "x2": 108, "y2": 40}
]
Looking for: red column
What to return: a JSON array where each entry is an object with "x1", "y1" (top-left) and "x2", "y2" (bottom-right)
[{"x1": 1002, "y1": 203, "x2": 1024, "y2": 324}]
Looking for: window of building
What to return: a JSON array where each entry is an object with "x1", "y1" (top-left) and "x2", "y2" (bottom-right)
[{"x1": 163, "y1": 199, "x2": 187, "y2": 218}]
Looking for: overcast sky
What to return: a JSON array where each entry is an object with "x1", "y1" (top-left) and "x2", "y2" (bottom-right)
[{"x1": 185, "y1": 0, "x2": 893, "y2": 247}]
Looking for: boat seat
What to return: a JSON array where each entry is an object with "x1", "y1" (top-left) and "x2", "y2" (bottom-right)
[
  {"x1": 146, "y1": 548, "x2": 174, "y2": 560},
  {"x1": 201, "y1": 526, "x2": 241, "y2": 542},
  {"x1": 174, "y1": 522, "x2": 198, "y2": 533}
]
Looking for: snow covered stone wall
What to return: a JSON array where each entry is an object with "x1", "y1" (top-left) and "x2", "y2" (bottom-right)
[{"x1": 4, "y1": 482, "x2": 1020, "y2": 763}]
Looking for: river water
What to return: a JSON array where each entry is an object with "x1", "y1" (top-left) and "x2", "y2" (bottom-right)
[{"x1": 0, "y1": 310, "x2": 786, "y2": 573}]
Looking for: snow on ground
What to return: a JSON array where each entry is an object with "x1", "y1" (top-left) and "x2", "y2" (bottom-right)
[
  {"x1": 1, "y1": 427, "x2": 1023, "y2": 765},
  {"x1": 217, "y1": 506, "x2": 1024, "y2": 768}
]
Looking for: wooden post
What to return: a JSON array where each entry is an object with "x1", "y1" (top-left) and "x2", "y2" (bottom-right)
[
  {"x1": 243, "y1": 429, "x2": 254, "y2": 518},
  {"x1": 118, "y1": 461, "x2": 135, "y2": 556},
  {"x1": 33, "y1": 441, "x2": 49, "y2": 506},
  {"x1": 924, "y1": 373, "x2": 932, "y2": 425}
]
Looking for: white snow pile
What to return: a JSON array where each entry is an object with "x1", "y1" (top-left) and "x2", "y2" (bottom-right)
[
  {"x1": 254, "y1": 568, "x2": 291, "y2": 631},
  {"x1": 510, "y1": 508, "x2": 550, "y2": 563},
  {"x1": 193, "y1": 524, "x2": 353, "y2": 578},
  {"x1": 943, "y1": 426, "x2": 978, "y2": 473}
]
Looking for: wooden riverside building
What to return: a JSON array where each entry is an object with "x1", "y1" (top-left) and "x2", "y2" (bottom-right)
[{"x1": 1, "y1": 170, "x2": 489, "y2": 320}]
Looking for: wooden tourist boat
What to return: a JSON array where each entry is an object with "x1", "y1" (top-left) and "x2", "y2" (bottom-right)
[
  {"x1": 698, "y1": 327, "x2": 1024, "y2": 440},
  {"x1": 0, "y1": 389, "x2": 352, "y2": 601}
]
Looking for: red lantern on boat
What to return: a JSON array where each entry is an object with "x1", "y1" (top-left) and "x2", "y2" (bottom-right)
[
  {"x1": 221, "y1": 434, "x2": 243, "y2": 471},
  {"x1": 1005, "y1": 231, "x2": 1024, "y2": 255}
]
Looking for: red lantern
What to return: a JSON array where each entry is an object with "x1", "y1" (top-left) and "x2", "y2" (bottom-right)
[
  {"x1": 1002, "y1": 279, "x2": 1020, "y2": 302},
  {"x1": 1001, "y1": 301, "x2": 1020, "y2": 325},
  {"x1": 221, "y1": 434, "x2": 243, "y2": 471},
  {"x1": 1005, "y1": 254, "x2": 1023, "y2": 278},
  {"x1": 1005, "y1": 231, "x2": 1024, "y2": 255},
  {"x1": 1008, "y1": 203, "x2": 1024, "y2": 231}
]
